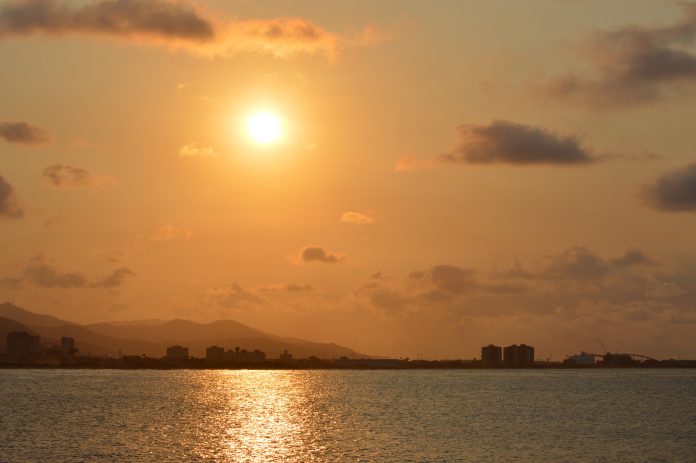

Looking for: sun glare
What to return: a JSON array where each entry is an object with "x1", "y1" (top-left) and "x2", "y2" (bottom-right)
[{"x1": 246, "y1": 111, "x2": 283, "y2": 145}]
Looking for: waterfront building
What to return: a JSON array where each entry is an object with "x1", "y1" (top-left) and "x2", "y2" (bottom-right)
[
  {"x1": 481, "y1": 344, "x2": 502, "y2": 365},
  {"x1": 503, "y1": 344, "x2": 535, "y2": 367},
  {"x1": 61, "y1": 337, "x2": 76, "y2": 356},
  {"x1": 7, "y1": 331, "x2": 41, "y2": 357},
  {"x1": 166, "y1": 345, "x2": 189, "y2": 360},
  {"x1": 206, "y1": 345, "x2": 226, "y2": 362},
  {"x1": 279, "y1": 349, "x2": 294, "y2": 364}
]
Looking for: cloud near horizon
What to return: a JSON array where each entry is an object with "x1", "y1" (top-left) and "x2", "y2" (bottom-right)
[
  {"x1": 0, "y1": 121, "x2": 50, "y2": 145},
  {"x1": 0, "y1": 0, "x2": 381, "y2": 59},
  {"x1": 641, "y1": 162, "x2": 696, "y2": 211},
  {"x1": 2, "y1": 255, "x2": 135, "y2": 289},
  {"x1": 178, "y1": 143, "x2": 218, "y2": 157},
  {"x1": 396, "y1": 120, "x2": 597, "y2": 170},
  {"x1": 43, "y1": 164, "x2": 117, "y2": 189},
  {"x1": 545, "y1": 4, "x2": 696, "y2": 108},
  {"x1": 0, "y1": 175, "x2": 24, "y2": 219}
]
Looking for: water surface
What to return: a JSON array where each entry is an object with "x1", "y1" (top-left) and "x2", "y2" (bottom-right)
[{"x1": 1, "y1": 369, "x2": 694, "y2": 462}]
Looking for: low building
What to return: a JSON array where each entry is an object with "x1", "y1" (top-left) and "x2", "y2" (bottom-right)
[
  {"x1": 225, "y1": 347, "x2": 266, "y2": 363},
  {"x1": 7, "y1": 331, "x2": 41, "y2": 357},
  {"x1": 206, "y1": 345, "x2": 226, "y2": 363},
  {"x1": 166, "y1": 345, "x2": 189, "y2": 360},
  {"x1": 481, "y1": 345, "x2": 502, "y2": 365},
  {"x1": 602, "y1": 353, "x2": 635, "y2": 367},
  {"x1": 565, "y1": 352, "x2": 595, "y2": 365},
  {"x1": 279, "y1": 349, "x2": 293, "y2": 364}
]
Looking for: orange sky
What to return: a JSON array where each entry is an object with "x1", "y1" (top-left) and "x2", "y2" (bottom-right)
[{"x1": 2, "y1": 0, "x2": 696, "y2": 359}]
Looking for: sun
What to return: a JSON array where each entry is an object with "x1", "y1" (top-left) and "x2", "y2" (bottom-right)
[{"x1": 246, "y1": 111, "x2": 283, "y2": 145}]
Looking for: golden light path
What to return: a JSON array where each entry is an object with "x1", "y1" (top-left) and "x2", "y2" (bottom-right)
[{"x1": 246, "y1": 111, "x2": 283, "y2": 145}]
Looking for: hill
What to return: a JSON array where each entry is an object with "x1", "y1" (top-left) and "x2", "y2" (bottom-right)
[{"x1": 0, "y1": 303, "x2": 367, "y2": 359}]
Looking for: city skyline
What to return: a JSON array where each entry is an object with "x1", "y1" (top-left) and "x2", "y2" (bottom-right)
[{"x1": 2, "y1": 0, "x2": 696, "y2": 360}]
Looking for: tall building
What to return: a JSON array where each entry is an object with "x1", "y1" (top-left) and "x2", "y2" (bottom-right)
[
  {"x1": 7, "y1": 331, "x2": 41, "y2": 357},
  {"x1": 61, "y1": 337, "x2": 76, "y2": 356},
  {"x1": 481, "y1": 345, "x2": 502, "y2": 365},
  {"x1": 166, "y1": 345, "x2": 189, "y2": 360},
  {"x1": 206, "y1": 345, "x2": 226, "y2": 362},
  {"x1": 503, "y1": 344, "x2": 535, "y2": 367}
]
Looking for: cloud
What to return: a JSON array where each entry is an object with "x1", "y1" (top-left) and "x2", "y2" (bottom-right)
[
  {"x1": 0, "y1": 174, "x2": 24, "y2": 218},
  {"x1": 147, "y1": 224, "x2": 192, "y2": 241},
  {"x1": 397, "y1": 121, "x2": 597, "y2": 170},
  {"x1": 0, "y1": 121, "x2": 50, "y2": 145},
  {"x1": 258, "y1": 283, "x2": 315, "y2": 292},
  {"x1": 441, "y1": 121, "x2": 596, "y2": 165},
  {"x1": 612, "y1": 249, "x2": 658, "y2": 268},
  {"x1": 300, "y1": 246, "x2": 343, "y2": 264},
  {"x1": 202, "y1": 283, "x2": 265, "y2": 309},
  {"x1": 43, "y1": 215, "x2": 64, "y2": 228},
  {"x1": 43, "y1": 164, "x2": 117, "y2": 189},
  {"x1": 642, "y1": 162, "x2": 696, "y2": 211},
  {"x1": 178, "y1": 143, "x2": 218, "y2": 157},
  {"x1": 14, "y1": 255, "x2": 135, "y2": 289},
  {"x1": 0, "y1": 0, "x2": 381, "y2": 60},
  {"x1": 340, "y1": 211, "x2": 375, "y2": 224},
  {"x1": 545, "y1": 4, "x2": 696, "y2": 108}
]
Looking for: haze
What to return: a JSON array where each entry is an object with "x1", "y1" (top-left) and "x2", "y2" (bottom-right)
[{"x1": 2, "y1": 0, "x2": 696, "y2": 360}]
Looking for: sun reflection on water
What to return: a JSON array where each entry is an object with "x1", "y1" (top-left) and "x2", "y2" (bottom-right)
[{"x1": 190, "y1": 370, "x2": 320, "y2": 462}]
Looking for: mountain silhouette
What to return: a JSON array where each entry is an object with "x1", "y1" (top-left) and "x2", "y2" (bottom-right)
[{"x1": 0, "y1": 303, "x2": 366, "y2": 359}]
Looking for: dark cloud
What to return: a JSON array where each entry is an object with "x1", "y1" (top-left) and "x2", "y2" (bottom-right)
[
  {"x1": 0, "y1": 121, "x2": 50, "y2": 145},
  {"x1": 301, "y1": 246, "x2": 341, "y2": 264},
  {"x1": 93, "y1": 267, "x2": 135, "y2": 288},
  {"x1": 10, "y1": 255, "x2": 135, "y2": 289},
  {"x1": 0, "y1": 0, "x2": 350, "y2": 59},
  {"x1": 43, "y1": 164, "x2": 116, "y2": 189},
  {"x1": 612, "y1": 249, "x2": 658, "y2": 268},
  {"x1": 543, "y1": 246, "x2": 612, "y2": 280},
  {"x1": 546, "y1": 4, "x2": 696, "y2": 108},
  {"x1": 0, "y1": 0, "x2": 214, "y2": 41},
  {"x1": 642, "y1": 163, "x2": 696, "y2": 211},
  {"x1": 0, "y1": 175, "x2": 24, "y2": 218},
  {"x1": 439, "y1": 120, "x2": 596, "y2": 165}
]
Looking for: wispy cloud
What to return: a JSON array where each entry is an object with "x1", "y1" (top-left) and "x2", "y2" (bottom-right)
[
  {"x1": 178, "y1": 143, "x2": 218, "y2": 157},
  {"x1": 43, "y1": 164, "x2": 117, "y2": 189},
  {"x1": 3, "y1": 254, "x2": 135, "y2": 289},
  {"x1": 147, "y1": 224, "x2": 192, "y2": 241},
  {"x1": 340, "y1": 211, "x2": 375, "y2": 224},
  {"x1": 0, "y1": 121, "x2": 50, "y2": 145}
]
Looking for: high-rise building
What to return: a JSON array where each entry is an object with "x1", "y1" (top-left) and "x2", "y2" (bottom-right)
[
  {"x1": 481, "y1": 344, "x2": 502, "y2": 365},
  {"x1": 7, "y1": 331, "x2": 41, "y2": 357},
  {"x1": 504, "y1": 344, "x2": 535, "y2": 367},
  {"x1": 206, "y1": 345, "x2": 226, "y2": 362}
]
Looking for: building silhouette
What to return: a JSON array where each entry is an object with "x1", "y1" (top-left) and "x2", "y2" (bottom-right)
[
  {"x1": 61, "y1": 337, "x2": 77, "y2": 356},
  {"x1": 7, "y1": 331, "x2": 41, "y2": 357},
  {"x1": 503, "y1": 344, "x2": 535, "y2": 367},
  {"x1": 205, "y1": 345, "x2": 226, "y2": 362},
  {"x1": 481, "y1": 344, "x2": 502, "y2": 365},
  {"x1": 166, "y1": 345, "x2": 189, "y2": 360},
  {"x1": 279, "y1": 349, "x2": 293, "y2": 364}
]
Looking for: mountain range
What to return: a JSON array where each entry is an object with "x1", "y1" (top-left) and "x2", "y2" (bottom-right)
[{"x1": 0, "y1": 302, "x2": 365, "y2": 359}]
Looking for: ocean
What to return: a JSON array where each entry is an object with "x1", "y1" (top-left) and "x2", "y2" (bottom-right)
[{"x1": 1, "y1": 369, "x2": 694, "y2": 462}]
